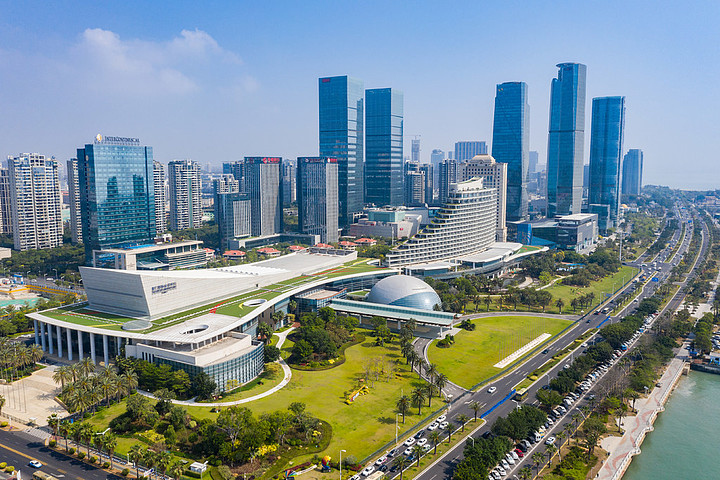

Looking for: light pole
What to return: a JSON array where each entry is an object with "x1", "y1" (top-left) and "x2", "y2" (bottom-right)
[
  {"x1": 52, "y1": 268, "x2": 58, "y2": 280},
  {"x1": 339, "y1": 449, "x2": 346, "y2": 479}
]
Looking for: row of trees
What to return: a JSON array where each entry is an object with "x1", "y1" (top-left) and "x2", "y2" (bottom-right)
[
  {"x1": 115, "y1": 356, "x2": 216, "y2": 400},
  {"x1": 0, "y1": 338, "x2": 43, "y2": 381},
  {"x1": 290, "y1": 307, "x2": 359, "y2": 363}
]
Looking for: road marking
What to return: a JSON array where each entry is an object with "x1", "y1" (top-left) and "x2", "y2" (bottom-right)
[{"x1": 0, "y1": 442, "x2": 37, "y2": 461}]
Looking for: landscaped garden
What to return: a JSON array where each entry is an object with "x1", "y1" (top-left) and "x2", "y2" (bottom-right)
[{"x1": 427, "y1": 315, "x2": 573, "y2": 389}]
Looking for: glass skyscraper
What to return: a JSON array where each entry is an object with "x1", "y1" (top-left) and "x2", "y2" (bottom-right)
[
  {"x1": 77, "y1": 135, "x2": 156, "y2": 261},
  {"x1": 622, "y1": 149, "x2": 643, "y2": 196},
  {"x1": 492, "y1": 81, "x2": 530, "y2": 221},
  {"x1": 588, "y1": 96, "x2": 625, "y2": 231},
  {"x1": 365, "y1": 88, "x2": 404, "y2": 206},
  {"x1": 297, "y1": 157, "x2": 339, "y2": 243},
  {"x1": 319, "y1": 76, "x2": 364, "y2": 225},
  {"x1": 454, "y1": 141, "x2": 487, "y2": 162},
  {"x1": 547, "y1": 62, "x2": 587, "y2": 217}
]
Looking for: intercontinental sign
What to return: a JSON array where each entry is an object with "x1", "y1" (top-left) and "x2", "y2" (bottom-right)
[{"x1": 94, "y1": 134, "x2": 141, "y2": 145}]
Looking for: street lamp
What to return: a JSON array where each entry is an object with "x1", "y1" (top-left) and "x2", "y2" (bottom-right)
[
  {"x1": 339, "y1": 449, "x2": 346, "y2": 479},
  {"x1": 52, "y1": 268, "x2": 58, "y2": 280}
]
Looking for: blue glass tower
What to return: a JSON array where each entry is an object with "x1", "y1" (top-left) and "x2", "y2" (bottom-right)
[
  {"x1": 492, "y1": 81, "x2": 530, "y2": 221},
  {"x1": 77, "y1": 135, "x2": 156, "y2": 262},
  {"x1": 319, "y1": 76, "x2": 364, "y2": 226},
  {"x1": 547, "y1": 63, "x2": 587, "y2": 217},
  {"x1": 589, "y1": 96, "x2": 625, "y2": 231},
  {"x1": 365, "y1": 88, "x2": 404, "y2": 206},
  {"x1": 621, "y1": 149, "x2": 643, "y2": 196}
]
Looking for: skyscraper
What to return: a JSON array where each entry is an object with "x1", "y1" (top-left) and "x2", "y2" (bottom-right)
[
  {"x1": 223, "y1": 161, "x2": 245, "y2": 190},
  {"x1": 7, "y1": 153, "x2": 63, "y2": 251},
  {"x1": 319, "y1": 75, "x2": 364, "y2": 226},
  {"x1": 588, "y1": 96, "x2": 625, "y2": 231},
  {"x1": 365, "y1": 87, "x2": 404, "y2": 206},
  {"x1": 297, "y1": 157, "x2": 339, "y2": 243},
  {"x1": 454, "y1": 141, "x2": 487, "y2": 162},
  {"x1": 460, "y1": 155, "x2": 508, "y2": 241},
  {"x1": 153, "y1": 161, "x2": 166, "y2": 235},
  {"x1": 492, "y1": 81, "x2": 530, "y2": 221},
  {"x1": 214, "y1": 175, "x2": 250, "y2": 250},
  {"x1": 67, "y1": 158, "x2": 83, "y2": 243},
  {"x1": 168, "y1": 160, "x2": 202, "y2": 231},
  {"x1": 419, "y1": 163, "x2": 434, "y2": 205},
  {"x1": 621, "y1": 149, "x2": 643, "y2": 196},
  {"x1": 244, "y1": 157, "x2": 282, "y2": 237},
  {"x1": 411, "y1": 138, "x2": 420, "y2": 163},
  {"x1": 77, "y1": 135, "x2": 156, "y2": 260},
  {"x1": 529, "y1": 151, "x2": 539, "y2": 175},
  {"x1": 281, "y1": 159, "x2": 297, "y2": 206},
  {"x1": 547, "y1": 62, "x2": 587, "y2": 217},
  {"x1": 439, "y1": 159, "x2": 458, "y2": 205},
  {"x1": 0, "y1": 169, "x2": 11, "y2": 235}
]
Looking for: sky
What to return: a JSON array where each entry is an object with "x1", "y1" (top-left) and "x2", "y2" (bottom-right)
[{"x1": 0, "y1": 1, "x2": 718, "y2": 189}]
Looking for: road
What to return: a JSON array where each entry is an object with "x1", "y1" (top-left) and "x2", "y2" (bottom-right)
[
  {"x1": 378, "y1": 205, "x2": 705, "y2": 480},
  {"x1": 0, "y1": 429, "x2": 122, "y2": 480}
]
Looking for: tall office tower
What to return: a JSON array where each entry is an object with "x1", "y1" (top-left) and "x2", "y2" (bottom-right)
[
  {"x1": 411, "y1": 138, "x2": 420, "y2": 163},
  {"x1": 460, "y1": 155, "x2": 508, "y2": 241},
  {"x1": 281, "y1": 160, "x2": 297, "y2": 206},
  {"x1": 547, "y1": 62, "x2": 587, "y2": 217},
  {"x1": 588, "y1": 96, "x2": 625, "y2": 231},
  {"x1": 583, "y1": 164, "x2": 590, "y2": 198},
  {"x1": 0, "y1": 169, "x2": 11, "y2": 235},
  {"x1": 297, "y1": 157, "x2": 339, "y2": 243},
  {"x1": 214, "y1": 175, "x2": 250, "y2": 250},
  {"x1": 319, "y1": 75, "x2": 364, "y2": 226},
  {"x1": 529, "y1": 151, "x2": 539, "y2": 175},
  {"x1": 67, "y1": 159, "x2": 83, "y2": 243},
  {"x1": 245, "y1": 157, "x2": 282, "y2": 236},
  {"x1": 222, "y1": 161, "x2": 245, "y2": 189},
  {"x1": 152, "y1": 161, "x2": 167, "y2": 235},
  {"x1": 365, "y1": 88, "x2": 404, "y2": 206},
  {"x1": 454, "y1": 141, "x2": 487, "y2": 162},
  {"x1": 439, "y1": 159, "x2": 459, "y2": 204},
  {"x1": 492, "y1": 81, "x2": 530, "y2": 221},
  {"x1": 77, "y1": 135, "x2": 156, "y2": 260},
  {"x1": 405, "y1": 171, "x2": 426, "y2": 206},
  {"x1": 419, "y1": 163, "x2": 434, "y2": 204},
  {"x1": 7, "y1": 153, "x2": 63, "y2": 251},
  {"x1": 621, "y1": 149, "x2": 644, "y2": 196},
  {"x1": 168, "y1": 160, "x2": 202, "y2": 231}
]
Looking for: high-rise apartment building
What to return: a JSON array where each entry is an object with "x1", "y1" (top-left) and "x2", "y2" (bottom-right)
[
  {"x1": 67, "y1": 159, "x2": 83, "y2": 243},
  {"x1": 492, "y1": 81, "x2": 530, "y2": 221},
  {"x1": 411, "y1": 138, "x2": 420, "y2": 163},
  {"x1": 621, "y1": 149, "x2": 643, "y2": 196},
  {"x1": 365, "y1": 88, "x2": 404, "y2": 206},
  {"x1": 153, "y1": 161, "x2": 166, "y2": 235},
  {"x1": 319, "y1": 75, "x2": 364, "y2": 226},
  {"x1": 214, "y1": 175, "x2": 250, "y2": 250},
  {"x1": 222, "y1": 161, "x2": 245, "y2": 190},
  {"x1": 439, "y1": 159, "x2": 459, "y2": 205},
  {"x1": 547, "y1": 62, "x2": 587, "y2": 217},
  {"x1": 77, "y1": 135, "x2": 156, "y2": 260},
  {"x1": 7, "y1": 153, "x2": 63, "y2": 251},
  {"x1": 281, "y1": 160, "x2": 297, "y2": 206},
  {"x1": 588, "y1": 96, "x2": 625, "y2": 231},
  {"x1": 168, "y1": 160, "x2": 202, "y2": 231},
  {"x1": 405, "y1": 171, "x2": 425, "y2": 206},
  {"x1": 529, "y1": 151, "x2": 539, "y2": 175},
  {"x1": 244, "y1": 157, "x2": 282, "y2": 237},
  {"x1": 0, "y1": 169, "x2": 11, "y2": 235},
  {"x1": 460, "y1": 155, "x2": 508, "y2": 241},
  {"x1": 419, "y1": 163, "x2": 434, "y2": 205},
  {"x1": 454, "y1": 141, "x2": 488, "y2": 162},
  {"x1": 297, "y1": 157, "x2": 339, "y2": 243}
]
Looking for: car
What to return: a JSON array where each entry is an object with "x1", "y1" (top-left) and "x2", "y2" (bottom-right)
[
  {"x1": 422, "y1": 444, "x2": 432, "y2": 453},
  {"x1": 436, "y1": 414, "x2": 447, "y2": 423},
  {"x1": 439, "y1": 421, "x2": 449, "y2": 429},
  {"x1": 505, "y1": 454, "x2": 515, "y2": 465},
  {"x1": 545, "y1": 436, "x2": 556, "y2": 445},
  {"x1": 497, "y1": 467, "x2": 507, "y2": 476},
  {"x1": 501, "y1": 459, "x2": 510, "y2": 469},
  {"x1": 541, "y1": 348, "x2": 550, "y2": 354},
  {"x1": 28, "y1": 461, "x2": 42, "y2": 469},
  {"x1": 375, "y1": 456, "x2": 387, "y2": 466},
  {"x1": 362, "y1": 466, "x2": 375, "y2": 476},
  {"x1": 417, "y1": 438, "x2": 428, "y2": 446},
  {"x1": 488, "y1": 386, "x2": 497, "y2": 394},
  {"x1": 404, "y1": 447, "x2": 413, "y2": 455},
  {"x1": 509, "y1": 450, "x2": 519, "y2": 461},
  {"x1": 546, "y1": 417, "x2": 554, "y2": 425},
  {"x1": 380, "y1": 464, "x2": 389, "y2": 472},
  {"x1": 514, "y1": 448, "x2": 524, "y2": 458},
  {"x1": 387, "y1": 448, "x2": 397, "y2": 457},
  {"x1": 427, "y1": 422, "x2": 439, "y2": 431},
  {"x1": 557, "y1": 406, "x2": 567, "y2": 414},
  {"x1": 414, "y1": 430, "x2": 424, "y2": 439},
  {"x1": 351, "y1": 475, "x2": 361, "y2": 480},
  {"x1": 563, "y1": 364, "x2": 570, "y2": 369},
  {"x1": 404, "y1": 437, "x2": 416, "y2": 446}
]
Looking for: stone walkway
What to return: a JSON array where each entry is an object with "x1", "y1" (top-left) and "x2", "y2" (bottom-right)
[{"x1": 0, "y1": 365, "x2": 66, "y2": 426}]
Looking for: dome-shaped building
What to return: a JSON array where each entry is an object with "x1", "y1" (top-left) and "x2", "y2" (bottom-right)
[{"x1": 366, "y1": 275, "x2": 441, "y2": 311}]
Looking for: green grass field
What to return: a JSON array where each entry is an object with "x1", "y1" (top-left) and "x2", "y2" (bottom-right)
[
  {"x1": 542, "y1": 265, "x2": 638, "y2": 313},
  {"x1": 427, "y1": 315, "x2": 573, "y2": 390}
]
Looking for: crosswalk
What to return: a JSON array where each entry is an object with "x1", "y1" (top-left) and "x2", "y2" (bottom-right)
[{"x1": 22, "y1": 427, "x2": 51, "y2": 440}]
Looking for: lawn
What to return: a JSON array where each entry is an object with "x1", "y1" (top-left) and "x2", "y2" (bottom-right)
[
  {"x1": 427, "y1": 315, "x2": 573, "y2": 390},
  {"x1": 542, "y1": 265, "x2": 638, "y2": 313}
]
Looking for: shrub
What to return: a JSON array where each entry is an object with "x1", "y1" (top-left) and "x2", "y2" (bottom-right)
[
  {"x1": 217, "y1": 465, "x2": 233, "y2": 480},
  {"x1": 0, "y1": 421, "x2": 7, "y2": 427},
  {"x1": 49, "y1": 439, "x2": 57, "y2": 447},
  {"x1": 89, "y1": 456, "x2": 97, "y2": 464},
  {"x1": 121, "y1": 468, "x2": 130, "y2": 476},
  {"x1": 103, "y1": 461, "x2": 111, "y2": 468},
  {"x1": 68, "y1": 447, "x2": 76, "y2": 454},
  {"x1": 5, "y1": 466, "x2": 14, "y2": 473},
  {"x1": 0, "y1": 462, "x2": 6, "y2": 469},
  {"x1": 78, "y1": 451, "x2": 86, "y2": 459}
]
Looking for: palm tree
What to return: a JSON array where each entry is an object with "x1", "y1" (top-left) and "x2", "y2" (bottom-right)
[
  {"x1": 484, "y1": 295, "x2": 492, "y2": 311},
  {"x1": 416, "y1": 358, "x2": 428, "y2": 379},
  {"x1": 519, "y1": 466, "x2": 532, "y2": 480},
  {"x1": 168, "y1": 459, "x2": 184, "y2": 480},
  {"x1": 143, "y1": 449, "x2": 158, "y2": 480},
  {"x1": 407, "y1": 350, "x2": 419, "y2": 370},
  {"x1": 556, "y1": 298, "x2": 565, "y2": 313},
  {"x1": 29, "y1": 344, "x2": 43, "y2": 364},
  {"x1": 426, "y1": 363, "x2": 438, "y2": 383},
  {"x1": 456, "y1": 414, "x2": 469, "y2": 432},
  {"x1": 156, "y1": 450, "x2": 172, "y2": 476},
  {"x1": 105, "y1": 433, "x2": 117, "y2": 469},
  {"x1": 411, "y1": 387, "x2": 426, "y2": 415},
  {"x1": 424, "y1": 383, "x2": 435, "y2": 407},
  {"x1": 129, "y1": 444, "x2": 145, "y2": 479},
  {"x1": 429, "y1": 430, "x2": 441, "y2": 454},
  {"x1": 118, "y1": 370, "x2": 139, "y2": 401},
  {"x1": 412, "y1": 444, "x2": 424, "y2": 466},
  {"x1": 78, "y1": 357, "x2": 95, "y2": 378},
  {"x1": 93, "y1": 433, "x2": 106, "y2": 464},
  {"x1": 532, "y1": 451, "x2": 544, "y2": 475},
  {"x1": 546, "y1": 443, "x2": 557, "y2": 463},
  {"x1": 444, "y1": 422, "x2": 455, "y2": 442},
  {"x1": 392, "y1": 455, "x2": 409, "y2": 480},
  {"x1": 52, "y1": 366, "x2": 72, "y2": 389},
  {"x1": 47, "y1": 413, "x2": 60, "y2": 438},
  {"x1": 396, "y1": 395, "x2": 410, "y2": 423},
  {"x1": 58, "y1": 421, "x2": 70, "y2": 451},
  {"x1": 0, "y1": 394, "x2": 6, "y2": 418},
  {"x1": 556, "y1": 432, "x2": 566, "y2": 461},
  {"x1": 470, "y1": 401, "x2": 481, "y2": 421},
  {"x1": 434, "y1": 373, "x2": 448, "y2": 399}
]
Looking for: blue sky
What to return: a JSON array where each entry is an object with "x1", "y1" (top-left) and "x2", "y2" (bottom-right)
[{"x1": 0, "y1": 1, "x2": 718, "y2": 189}]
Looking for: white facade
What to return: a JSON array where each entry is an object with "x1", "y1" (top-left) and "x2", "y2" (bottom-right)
[
  {"x1": 460, "y1": 154, "x2": 508, "y2": 241},
  {"x1": 153, "y1": 160, "x2": 167, "y2": 234},
  {"x1": 168, "y1": 159, "x2": 202, "y2": 231},
  {"x1": 67, "y1": 159, "x2": 83, "y2": 244},
  {"x1": 385, "y1": 178, "x2": 497, "y2": 267}
]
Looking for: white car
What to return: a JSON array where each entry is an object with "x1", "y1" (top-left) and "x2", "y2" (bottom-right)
[
  {"x1": 404, "y1": 447, "x2": 414, "y2": 455},
  {"x1": 505, "y1": 453, "x2": 515, "y2": 465},
  {"x1": 375, "y1": 456, "x2": 386, "y2": 466},
  {"x1": 545, "y1": 436, "x2": 556, "y2": 445},
  {"x1": 362, "y1": 465, "x2": 375, "y2": 476},
  {"x1": 427, "y1": 422, "x2": 439, "y2": 431},
  {"x1": 510, "y1": 450, "x2": 519, "y2": 461},
  {"x1": 439, "y1": 421, "x2": 449, "y2": 429},
  {"x1": 28, "y1": 461, "x2": 42, "y2": 469},
  {"x1": 497, "y1": 467, "x2": 507, "y2": 476},
  {"x1": 488, "y1": 386, "x2": 497, "y2": 394},
  {"x1": 350, "y1": 475, "x2": 361, "y2": 480},
  {"x1": 436, "y1": 414, "x2": 447, "y2": 423},
  {"x1": 501, "y1": 459, "x2": 510, "y2": 469},
  {"x1": 404, "y1": 437, "x2": 416, "y2": 446},
  {"x1": 417, "y1": 438, "x2": 428, "y2": 446}
]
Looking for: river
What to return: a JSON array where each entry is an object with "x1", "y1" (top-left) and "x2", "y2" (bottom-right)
[{"x1": 624, "y1": 370, "x2": 719, "y2": 479}]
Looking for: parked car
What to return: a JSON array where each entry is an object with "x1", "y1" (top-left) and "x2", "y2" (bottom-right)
[
  {"x1": 404, "y1": 437, "x2": 416, "y2": 446},
  {"x1": 545, "y1": 436, "x2": 556, "y2": 445},
  {"x1": 362, "y1": 465, "x2": 375, "y2": 476}
]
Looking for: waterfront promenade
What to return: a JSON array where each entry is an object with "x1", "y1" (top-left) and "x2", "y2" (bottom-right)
[{"x1": 596, "y1": 347, "x2": 688, "y2": 480}]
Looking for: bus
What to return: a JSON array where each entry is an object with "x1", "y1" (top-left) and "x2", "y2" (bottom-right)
[
  {"x1": 514, "y1": 387, "x2": 529, "y2": 402},
  {"x1": 33, "y1": 472, "x2": 61, "y2": 480}
]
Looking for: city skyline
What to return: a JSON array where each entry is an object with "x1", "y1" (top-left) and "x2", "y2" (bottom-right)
[{"x1": 0, "y1": 1, "x2": 717, "y2": 189}]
